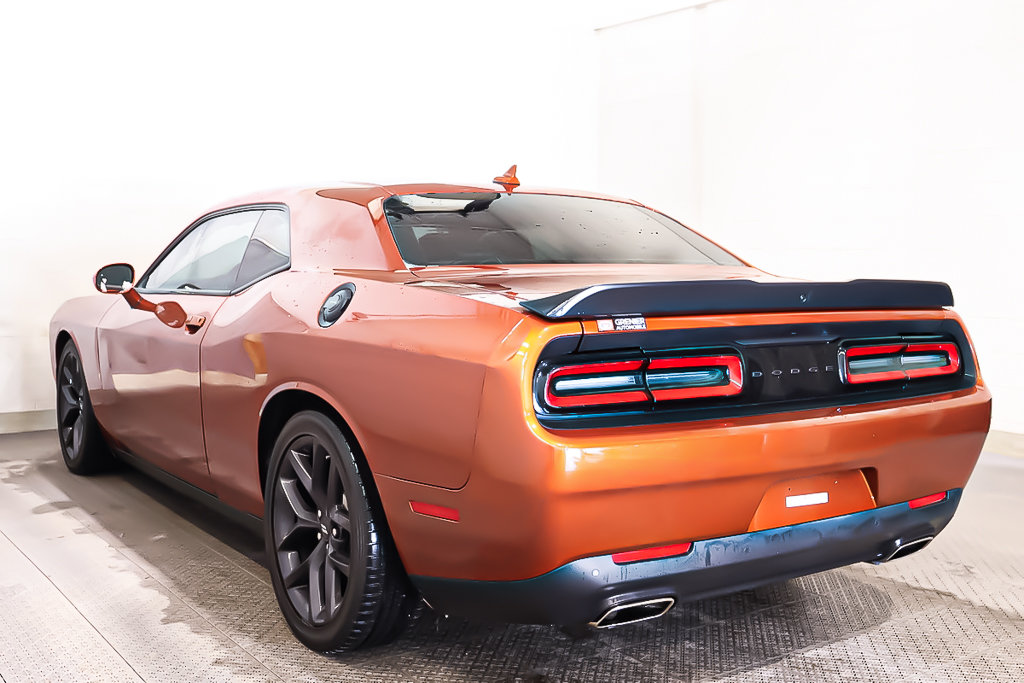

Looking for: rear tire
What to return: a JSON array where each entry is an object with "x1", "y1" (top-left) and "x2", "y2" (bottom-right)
[
  {"x1": 264, "y1": 410, "x2": 417, "y2": 653},
  {"x1": 56, "y1": 341, "x2": 113, "y2": 475}
]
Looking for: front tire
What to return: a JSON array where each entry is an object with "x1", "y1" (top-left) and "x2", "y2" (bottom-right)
[
  {"x1": 264, "y1": 410, "x2": 416, "y2": 653},
  {"x1": 56, "y1": 341, "x2": 113, "y2": 475}
]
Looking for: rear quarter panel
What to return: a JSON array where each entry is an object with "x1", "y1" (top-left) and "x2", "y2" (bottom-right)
[{"x1": 200, "y1": 270, "x2": 533, "y2": 515}]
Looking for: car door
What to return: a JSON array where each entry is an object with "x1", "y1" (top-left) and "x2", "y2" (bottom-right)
[
  {"x1": 197, "y1": 207, "x2": 292, "y2": 513},
  {"x1": 95, "y1": 208, "x2": 266, "y2": 491}
]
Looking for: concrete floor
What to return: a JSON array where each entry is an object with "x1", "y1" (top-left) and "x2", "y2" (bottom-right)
[{"x1": 1, "y1": 431, "x2": 1022, "y2": 682}]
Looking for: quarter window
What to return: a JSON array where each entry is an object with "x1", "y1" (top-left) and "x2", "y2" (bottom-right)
[{"x1": 234, "y1": 209, "x2": 290, "y2": 288}]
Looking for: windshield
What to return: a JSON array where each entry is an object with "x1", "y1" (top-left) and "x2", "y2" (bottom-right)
[{"x1": 383, "y1": 192, "x2": 742, "y2": 267}]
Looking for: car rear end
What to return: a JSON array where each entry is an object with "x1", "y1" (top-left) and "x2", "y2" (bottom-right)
[
  {"x1": 392, "y1": 300, "x2": 989, "y2": 628},
  {"x1": 369, "y1": 188, "x2": 991, "y2": 628}
]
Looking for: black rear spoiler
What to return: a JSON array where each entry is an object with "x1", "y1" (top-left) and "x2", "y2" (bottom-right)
[{"x1": 519, "y1": 279, "x2": 954, "y2": 320}]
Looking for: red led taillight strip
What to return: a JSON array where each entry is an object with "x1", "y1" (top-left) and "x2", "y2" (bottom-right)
[
  {"x1": 543, "y1": 338, "x2": 962, "y2": 412},
  {"x1": 647, "y1": 355, "x2": 743, "y2": 401},
  {"x1": 902, "y1": 343, "x2": 960, "y2": 379},
  {"x1": 842, "y1": 342, "x2": 960, "y2": 384},
  {"x1": 544, "y1": 354, "x2": 744, "y2": 409},
  {"x1": 544, "y1": 360, "x2": 647, "y2": 408},
  {"x1": 843, "y1": 344, "x2": 906, "y2": 383}
]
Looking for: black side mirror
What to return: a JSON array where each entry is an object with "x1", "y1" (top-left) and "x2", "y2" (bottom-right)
[{"x1": 95, "y1": 263, "x2": 135, "y2": 293}]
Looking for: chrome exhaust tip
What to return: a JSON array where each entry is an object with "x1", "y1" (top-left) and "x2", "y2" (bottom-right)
[
  {"x1": 877, "y1": 535, "x2": 934, "y2": 563},
  {"x1": 589, "y1": 597, "x2": 675, "y2": 629}
]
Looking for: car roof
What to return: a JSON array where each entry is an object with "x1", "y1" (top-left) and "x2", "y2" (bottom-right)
[
  {"x1": 316, "y1": 183, "x2": 641, "y2": 206},
  {"x1": 207, "y1": 183, "x2": 640, "y2": 211}
]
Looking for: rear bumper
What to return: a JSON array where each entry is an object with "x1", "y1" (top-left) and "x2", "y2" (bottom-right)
[{"x1": 411, "y1": 489, "x2": 960, "y2": 625}]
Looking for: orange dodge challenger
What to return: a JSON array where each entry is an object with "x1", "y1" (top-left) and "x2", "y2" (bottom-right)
[{"x1": 50, "y1": 169, "x2": 991, "y2": 653}]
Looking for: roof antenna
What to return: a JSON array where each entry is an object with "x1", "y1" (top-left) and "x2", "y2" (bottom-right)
[{"x1": 493, "y1": 164, "x2": 520, "y2": 194}]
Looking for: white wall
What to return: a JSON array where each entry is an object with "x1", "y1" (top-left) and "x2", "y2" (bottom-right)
[
  {"x1": 2, "y1": 0, "x2": 1020, "y2": 434},
  {"x1": 1, "y1": 0, "x2": 655, "y2": 425},
  {"x1": 597, "y1": 0, "x2": 1023, "y2": 433}
]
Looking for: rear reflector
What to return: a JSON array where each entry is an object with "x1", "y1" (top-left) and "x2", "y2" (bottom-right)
[
  {"x1": 908, "y1": 491, "x2": 947, "y2": 509},
  {"x1": 611, "y1": 542, "x2": 693, "y2": 564},
  {"x1": 409, "y1": 501, "x2": 460, "y2": 522},
  {"x1": 544, "y1": 354, "x2": 743, "y2": 409},
  {"x1": 843, "y1": 342, "x2": 960, "y2": 384}
]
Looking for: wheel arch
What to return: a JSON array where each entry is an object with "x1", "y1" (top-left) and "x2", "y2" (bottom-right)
[
  {"x1": 54, "y1": 329, "x2": 73, "y2": 361},
  {"x1": 257, "y1": 384, "x2": 417, "y2": 650},
  {"x1": 52, "y1": 328, "x2": 101, "y2": 394},
  {"x1": 257, "y1": 385, "x2": 380, "y2": 506}
]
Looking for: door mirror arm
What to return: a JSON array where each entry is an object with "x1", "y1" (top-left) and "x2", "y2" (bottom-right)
[
  {"x1": 94, "y1": 263, "x2": 196, "y2": 331},
  {"x1": 121, "y1": 287, "x2": 189, "y2": 329}
]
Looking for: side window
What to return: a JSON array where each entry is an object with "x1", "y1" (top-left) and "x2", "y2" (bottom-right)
[
  {"x1": 142, "y1": 210, "x2": 262, "y2": 292},
  {"x1": 234, "y1": 209, "x2": 290, "y2": 289}
]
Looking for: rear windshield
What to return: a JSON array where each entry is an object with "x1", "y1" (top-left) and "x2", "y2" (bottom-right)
[{"x1": 382, "y1": 192, "x2": 742, "y2": 266}]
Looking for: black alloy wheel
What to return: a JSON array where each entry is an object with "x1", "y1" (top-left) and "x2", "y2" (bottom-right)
[
  {"x1": 56, "y1": 342, "x2": 112, "y2": 474},
  {"x1": 265, "y1": 411, "x2": 417, "y2": 653},
  {"x1": 273, "y1": 432, "x2": 353, "y2": 625}
]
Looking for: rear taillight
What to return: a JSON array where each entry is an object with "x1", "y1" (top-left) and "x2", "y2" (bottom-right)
[
  {"x1": 543, "y1": 354, "x2": 743, "y2": 409},
  {"x1": 545, "y1": 360, "x2": 647, "y2": 408},
  {"x1": 647, "y1": 355, "x2": 743, "y2": 400},
  {"x1": 841, "y1": 342, "x2": 960, "y2": 384}
]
